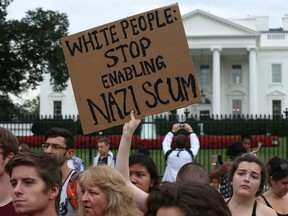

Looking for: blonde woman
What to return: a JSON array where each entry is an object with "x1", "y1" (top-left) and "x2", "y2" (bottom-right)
[{"x1": 77, "y1": 165, "x2": 142, "y2": 216}]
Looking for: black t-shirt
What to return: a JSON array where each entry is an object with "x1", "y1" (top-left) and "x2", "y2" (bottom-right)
[{"x1": 98, "y1": 156, "x2": 108, "y2": 165}]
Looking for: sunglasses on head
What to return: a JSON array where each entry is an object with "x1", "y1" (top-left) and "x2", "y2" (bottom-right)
[{"x1": 280, "y1": 162, "x2": 288, "y2": 171}]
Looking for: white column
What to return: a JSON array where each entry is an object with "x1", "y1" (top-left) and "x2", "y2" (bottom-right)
[
  {"x1": 140, "y1": 116, "x2": 156, "y2": 139},
  {"x1": 211, "y1": 48, "x2": 221, "y2": 116},
  {"x1": 248, "y1": 48, "x2": 257, "y2": 115},
  {"x1": 177, "y1": 107, "x2": 186, "y2": 122}
]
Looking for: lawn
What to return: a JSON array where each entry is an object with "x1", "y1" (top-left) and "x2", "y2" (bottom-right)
[{"x1": 74, "y1": 136, "x2": 287, "y2": 177}]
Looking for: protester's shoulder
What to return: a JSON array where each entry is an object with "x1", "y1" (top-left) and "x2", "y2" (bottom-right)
[
  {"x1": 256, "y1": 194, "x2": 265, "y2": 204},
  {"x1": 72, "y1": 169, "x2": 82, "y2": 178},
  {"x1": 67, "y1": 170, "x2": 81, "y2": 184},
  {"x1": 94, "y1": 152, "x2": 100, "y2": 157},
  {"x1": 257, "y1": 201, "x2": 277, "y2": 216},
  {"x1": 72, "y1": 156, "x2": 83, "y2": 164}
]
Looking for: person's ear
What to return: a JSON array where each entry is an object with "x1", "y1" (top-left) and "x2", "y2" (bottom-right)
[
  {"x1": 4, "y1": 152, "x2": 15, "y2": 165},
  {"x1": 150, "y1": 181, "x2": 155, "y2": 188},
  {"x1": 49, "y1": 184, "x2": 60, "y2": 200},
  {"x1": 7, "y1": 152, "x2": 15, "y2": 160},
  {"x1": 66, "y1": 149, "x2": 74, "y2": 160},
  {"x1": 269, "y1": 176, "x2": 275, "y2": 185}
]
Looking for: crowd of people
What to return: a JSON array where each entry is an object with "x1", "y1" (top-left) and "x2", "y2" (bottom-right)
[{"x1": 0, "y1": 110, "x2": 287, "y2": 216}]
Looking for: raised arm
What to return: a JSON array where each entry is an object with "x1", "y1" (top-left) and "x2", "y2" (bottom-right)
[
  {"x1": 210, "y1": 154, "x2": 231, "y2": 178},
  {"x1": 184, "y1": 123, "x2": 200, "y2": 156},
  {"x1": 162, "y1": 123, "x2": 179, "y2": 154},
  {"x1": 115, "y1": 110, "x2": 148, "y2": 213}
]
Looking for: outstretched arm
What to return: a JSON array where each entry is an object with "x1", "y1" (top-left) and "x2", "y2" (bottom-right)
[
  {"x1": 252, "y1": 142, "x2": 262, "y2": 155},
  {"x1": 162, "y1": 123, "x2": 179, "y2": 154},
  {"x1": 185, "y1": 123, "x2": 200, "y2": 156},
  {"x1": 115, "y1": 110, "x2": 148, "y2": 213}
]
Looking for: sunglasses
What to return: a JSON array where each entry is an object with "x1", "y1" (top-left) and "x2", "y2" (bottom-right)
[
  {"x1": 42, "y1": 143, "x2": 67, "y2": 150},
  {"x1": 280, "y1": 162, "x2": 288, "y2": 171}
]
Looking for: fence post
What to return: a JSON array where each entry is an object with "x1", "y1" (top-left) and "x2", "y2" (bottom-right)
[{"x1": 283, "y1": 108, "x2": 288, "y2": 159}]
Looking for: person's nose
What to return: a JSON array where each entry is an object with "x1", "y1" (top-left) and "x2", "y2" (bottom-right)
[
  {"x1": 81, "y1": 192, "x2": 89, "y2": 202},
  {"x1": 45, "y1": 146, "x2": 54, "y2": 154},
  {"x1": 13, "y1": 182, "x2": 23, "y2": 196},
  {"x1": 130, "y1": 175, "x2": 138, "y2": 185},
  {"x1": 243, "y1": 173, "x2": 250, "y2": 182}
]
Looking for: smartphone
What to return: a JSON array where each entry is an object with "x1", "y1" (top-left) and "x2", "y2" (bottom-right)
[{"x1": 217, "y1": 154, "x2": 223, "y2": 165}]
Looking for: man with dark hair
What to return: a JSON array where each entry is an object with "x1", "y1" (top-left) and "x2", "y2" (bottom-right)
[
  {"x1": 176, "y1": 162, "x2": 209, "y2": 184},
  {"x1": 162, "y1": 123, "x2": 200, "y2": 182},
  {"x1": 0, "y1": 127, "x2": 21, "y2": 216},
  {"x1": 93, "y1": 137, "x2": 115, "y2": 167},
  {"x1": 6, "y1": 151, "x2": 61, "y2": 216},
  {"x1": 43, "y1": 127, "x2": 78, "y2": 216}
]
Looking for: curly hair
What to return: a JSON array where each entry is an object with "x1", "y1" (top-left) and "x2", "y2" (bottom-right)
[{"x1": 77, "y1": 166, "x2": 140, "y2": 216}]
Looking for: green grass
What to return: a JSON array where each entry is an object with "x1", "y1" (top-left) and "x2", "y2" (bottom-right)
[
  {"x1": 72, "y1": 137, "x2": 287, "y2": 177},
  {"x1": 32, "y1": 137, "x2": 287, "y2": 177}
]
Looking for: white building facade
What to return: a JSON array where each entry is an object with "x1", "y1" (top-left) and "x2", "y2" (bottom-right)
[
  {"x1": 40, "y1": 10, "x2": 288, "y2": 118},
  {"x1": 39, "y1": 73, "x2": 78, "y2": 117}
]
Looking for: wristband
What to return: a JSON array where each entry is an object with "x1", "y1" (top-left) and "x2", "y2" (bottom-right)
[{"x1": 211, "y1": 163, "x2": 217, "y2": 166}]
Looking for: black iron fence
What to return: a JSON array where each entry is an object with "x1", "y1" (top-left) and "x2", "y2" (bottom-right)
[{"x1": 1, "y1": 114, "x2": 287, "y2": 176}]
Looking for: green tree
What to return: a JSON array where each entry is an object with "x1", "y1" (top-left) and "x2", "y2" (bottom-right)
[
  {"x1": 19, "y1": 96, "x2": 40, "y2": 117},
  {"x1": 0, "y1": 0, "x2": 69, "y2": 118}
]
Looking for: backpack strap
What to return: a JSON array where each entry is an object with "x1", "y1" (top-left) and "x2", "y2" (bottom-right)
[
  {"x1": 164, "y1": 149, "x2": 194, "y2": 161},
  {"x1": 67, "y1": 171, "x2": 82, "y2": 209},
  {"x1": 164, "y1": 149, "x2": 174, "y2": 161},
  {"x1": 185, "y1": 148, "x2": 194, "y2": 161}
]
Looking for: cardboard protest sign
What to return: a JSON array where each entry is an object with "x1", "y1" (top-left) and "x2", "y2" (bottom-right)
[{"x1": 61, "y1": 3, "x2": 201, "y2": 134}]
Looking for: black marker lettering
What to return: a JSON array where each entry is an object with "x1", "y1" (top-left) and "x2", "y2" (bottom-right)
[{"x1": 142, "y1": 81, "x2": 157, "y2": 108}]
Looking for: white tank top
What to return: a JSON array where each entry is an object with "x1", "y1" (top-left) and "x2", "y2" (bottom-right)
[{"x1": 59, "y1": 170, "x2": 77, "y2": 216}]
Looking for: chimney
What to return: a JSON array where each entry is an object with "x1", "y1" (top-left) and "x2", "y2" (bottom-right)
[{"x1": 283, "y1": 15, "x2": 288, "y2": 31}]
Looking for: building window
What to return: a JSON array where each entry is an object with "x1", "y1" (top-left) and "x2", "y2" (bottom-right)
[
  {"x1": 272, "y1": 100, "x2": 281, "y2": 118},
  {"x1": 232, "y1": 100, "x2": 242, "y2": 115},
  {"x1": 53, "y1": 101, "x2": 62, "y2": 117},
  {"x1": 199, "y1": 65, "x2": 210, "y2": 84},
  {"x1": 272, "y1": 64, "x2": 281, "y2": 83},
  {"x1": 200, "y1": 110, "x2": 210, "y2": 121},
  {"x1": 231, "y1": 65, "x2": 242, "y2": 84}
]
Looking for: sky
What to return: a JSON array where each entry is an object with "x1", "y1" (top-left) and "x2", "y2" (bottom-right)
[
  {"x1": 6, "y1": 0, "x2": 288, "y2": 102},
  {"x1": 7, "y1": 0, "x2": 288, "y2": 34}
]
